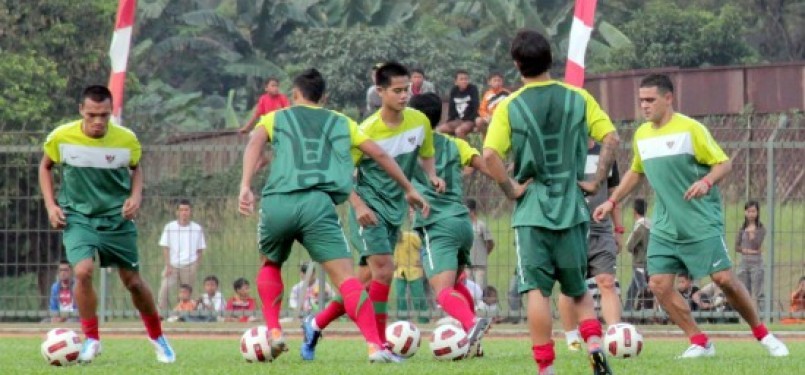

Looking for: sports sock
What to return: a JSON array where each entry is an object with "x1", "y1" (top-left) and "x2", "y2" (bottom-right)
[
  {"x1": 437, "y1": 287, "x2": 476, "y2": 332},
  {"x1": 565, "y1": 329, "x2": 581, "y2": 343},
  {"x1": 453, "y1": 282, "x2": 476, "y2": 311},
  {"x1": 314, "y1": 296, "x2": 345, "y2": 331},
  {"x1": 579, "y1": 319, "x2": 603, "y2": 350},
  {"x1": 140, "y1": 313, "x2": 163, "y2": 340},
  {"x1": 341, "y1": 278, "x2": 383, "y2": 347},
  {"x1": 256, "y1": 261, "x2": 284, "y2": 330},
  {"x1": 81, "y1": 316, "x2": 100, "y2": 340},
  {"x1": 690, "y1": 332, "x2": 710, "y2": 347},
  {"x1": 532, "y1": 341, "x2": 556, "y2": 371},
  {"x1": 368, "y1": 280, "x2": 390, "y2": 343},
  {"x1": 751, "y1": 323, "x2": 769, "y2": 341}
]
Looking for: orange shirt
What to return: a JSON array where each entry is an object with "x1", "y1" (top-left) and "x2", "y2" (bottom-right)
[
  {"x1": 173, "y1": 300, "x2": 197, "y2": 312},
  {"x1": 478, "y1": 87, "x2": 510, "y2": 119}
]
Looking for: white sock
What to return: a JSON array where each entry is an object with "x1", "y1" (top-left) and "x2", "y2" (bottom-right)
[
  {"x1": 310, "y1": 319, "x2": 321, "y2": 331},
  {"x1": 565, "y1": 329, "x2": 581, "y2": 343}
]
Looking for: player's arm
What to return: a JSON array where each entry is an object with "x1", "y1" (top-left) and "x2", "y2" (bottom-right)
[
  {"x1": 580, "y1": 90, "x2": 620, "y2": 195},
  {"x1": 684, "y1": 123, "x2": 731, "y2": 200},
  {"x1": 683, "y1": 160, "x2": 732, "y2": 201},
  {"x1": 239, "y1": 125, "x2": 269, "y2": 216},
  {"x1": 38, "y1": 154, "x2": 65, "y2": 229},
  {"x1": 483, "y1": 149, "x2": 529, "y2": 200},
  {"x1": 482, "y1": 98, "x2": 529, "y2": 199},
  {"x1": 419, "y1": 157, "x2": 445, "y2": 193},
  {"x1": 122, "y1": 165, "x2": 143, "y2": 220},
  {"x1": 592, "y1": 170, "x2": 644, "y2": 222},
  {"x1": 359, "y1": 140, "x2": 430, "y2": 218}
]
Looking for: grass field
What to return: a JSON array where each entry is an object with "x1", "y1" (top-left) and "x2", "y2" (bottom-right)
[{"x1": 2, "y1": 334, "x2": 802, "y2": 375}]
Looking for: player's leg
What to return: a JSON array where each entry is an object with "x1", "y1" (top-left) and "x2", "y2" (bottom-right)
[
  {"x1": 557, "y1": 294, "x2": 581, "y2": 351},
  {"x1": 589, "y1": 235, "x2": 621, "y2": 325},
  {"x1": 356, "y1": 216, "x2": 397, "y2": 343},
  {"x1": 454, "y1": 121, "x2": 474, "y2": 139}
]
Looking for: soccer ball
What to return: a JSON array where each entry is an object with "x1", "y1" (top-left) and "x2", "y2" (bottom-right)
[
  {"x1": 240, "y1": 326, "x2": 274, "y2": 363},
  {"x1": 41, "y1": 328, "x2": 82, "y2": 366},
  {"x1": 385, "y1": 321, "x2": 421, "y2": 358},
  {"x1": 429, "y1": 324, "x2": 470, "y2": 360},
  {"x1": 604, "y1": 323, "x2": 644, "y2": 359}
]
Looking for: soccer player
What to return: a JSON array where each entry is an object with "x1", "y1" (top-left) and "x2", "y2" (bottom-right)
[
  {"x1": 483, "y1": 29, "x2": 619, "y2": 375},
  {"x1": 238, "y1": 68, "x2": 429, "y2": 363},
  {"x1": 408, "y1": 92, "x2": 492, "y2": 357},
  {"x1": 593, "y1": 73, "x2": 789, "y2": 358},
  {"x1": 38, "y1": 85, "x2": 175, "y2": 364},
  {"x1": 301, "y1": 62, "x2": 444, "y2": 361},
  {"x1": 559, "y1": 138, "x2": 624, "y2": 351}
]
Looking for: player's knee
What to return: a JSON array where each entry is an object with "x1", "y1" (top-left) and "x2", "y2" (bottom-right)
[
  {"x1": 648, "y1": 278, "x2": 672, "y2": 297},
  {"x1": 595, "y1": 274, "x2": 617, "y2": 292},
  {"x1": 123, "y1": 276, "x2": 146, "y2": 293},
  {"x1": 73, "y1": 266, "x2": 93, "y2": 283}
]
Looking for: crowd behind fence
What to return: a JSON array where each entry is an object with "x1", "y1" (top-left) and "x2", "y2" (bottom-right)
[{"x1": 0, "y1": 114, "x2": 803, "y2": 325}]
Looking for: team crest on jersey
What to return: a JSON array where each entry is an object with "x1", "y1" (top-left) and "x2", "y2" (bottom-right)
[
  {"x1": 666, "y1": 141, "x2": 675, "y2": 149},
  {"x1": 408, "y1": 137, "x2": 416, "y2": 145},
  {"x1": 106, "y1": 155, "x2": 116, "y2": 163}
]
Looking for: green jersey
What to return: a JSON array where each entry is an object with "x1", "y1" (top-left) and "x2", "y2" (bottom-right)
[
  {"x1": 631, "y1": 113, "x2": 729, "y2": 243},
  {"x1": 413, "y1": 134, "x2": 478, "y2": 227},
  {"x1": 43, "y1": 120, "x2": 142, "y2": 217},
  {"x1": 352, "y1": 108, "x2": 435, "y2": 226},
  {"x1": 258, "y1": 105, "x2": 368, "y2": 205},
  {"x1": 484, "y1": 81, "x2": 616, "y2": 229}
]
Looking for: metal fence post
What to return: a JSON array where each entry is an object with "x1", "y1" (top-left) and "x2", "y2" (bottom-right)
[
  {"x1": 763, "y1": 115, "x2": 786, "y2": 322},
  {"x1": 99, "y1": 267, "x2": 108, "y2": 322}
]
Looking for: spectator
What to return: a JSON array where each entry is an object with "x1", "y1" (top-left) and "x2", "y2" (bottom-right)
[
  {"x1": 782, "y1": 276, "x2": 805, "y2": 324},
  {"x1": 736, "y1": 200, "x2": 765, "y2": 306},
  {"x1": 624, "y1": 198, "x2": 651, "y2": 311},
  {"x1": 477, "y1": 286, "x2": 501, "y2": 323},
  {"x1": 409, "y1": 68, "x2": 437, "y2": 96},
  {"x1": 475, "y1": 72, "x2": 510, "y2": 138},
  {"x1": 48, "y1": 260, "x2": 77, "y2": 323},
  {"x1": 393, "y1": 231, "x2": 429, "y2": 324},
  {"x1": 166, "y1": 284, "x2": 197, "y2": 322},
  {"x1": 226, "y1": 278, "x2": 257, "y2": 322},
  {"x1": 364, "y1": 63, "x2": 383, "y2": 117},
  {"x1": 289, "y1": 264, "x2": 334, "y2": 316},
  {"x1": 157, "y1": 199, "x2": 207, "y2": 311},
  {"x1": 441, "y1": 69, "x2": 479, "y2": 138},
  {"x1": 676, "y1": 274, "x2": 700, "y2": 311},
  {"x1": 466, "y1": 199, "x2": 494, "y2": 289},
  {"x1": 459, "y1": 271, "x2": 484, "y2": 307},
  {"x1": 506, "y1": 268, "x2": 524, "y2": 324},
  {"x1": 239, "y1": 77, "x2": 290, "y2": 134},
  {"x1": 197, "y1": 275, "x2": 225, "y2": 314},
  {"x1": 693, "y1": 281, "x2": 737, "y2": 323}
]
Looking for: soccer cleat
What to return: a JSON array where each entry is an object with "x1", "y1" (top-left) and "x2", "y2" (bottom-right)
[
  {"x1": 301, "y1": 315, "x2": 322, "y2": 361},
  {"x1": 270, "y1": 328, "x2": 289, "y2": 360},
  {"x1": 538, "y1": 365, "x2": 556, "y2": 375},
  {"x1": 588, "y1": 348, "x2": 613, "y2": 375},
  {"x1": 475, "y1": 343, "x2": 485, "y2": 358},
  {"x1": 677, "y1": 343, "x2": 715, "y2": 359},
  {"x1": 567, "y1": 338, "x2": 583, "y2": 352},
  {"x1": 368, "y1": 345, "x2": 403, "y2": 363},
  {"x1": 78, "y1": 338, "x2": 102, "y2": 364},
  {"x1": 760, "y1": 334, "x2": 789, "y2": 357},
  {"x1": 151, "y1": 335, "x2": 176, "y2": 363},
  {"x1": 465, "y1": 317, "x2": 491, "y2": 359}
]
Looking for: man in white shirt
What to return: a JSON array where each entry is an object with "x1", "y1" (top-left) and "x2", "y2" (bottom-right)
[
  {"x1": 289, "y1": 264, "x2": 333, "y2": 316},
  {"x1": 157, "y1": 199, "x2": 207, "y2": 310}
]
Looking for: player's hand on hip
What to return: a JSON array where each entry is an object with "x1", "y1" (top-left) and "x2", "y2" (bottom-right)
[
  {"x1": 593, "y1": 201, "x2": 613, "y2": 222},
  {"x1": 122, "y1": 195, "x2": 141, "y2": 220},
  {"x1": 239, "y1": 187, "x2": 255, "y2": 216},
  {"x1": 430, "y1": 175, "x2": 446, "y2": 194},
  {"x1": 354, "y1": 201, "x2": 378, "y2": 227},
  {"x1": 508, "y1": 178, "x2": 532, "y2": 200},
  {"x1": 683, "y1": 180, "x2": 709, "y2": 201},
  {"x1": 46, "y1": 204, "x2": 66, "y2": 229},
  {"x1": 577, "y1": 180, "x2": 599, "y2": 195},
  {"x1": 405, "y1": 189, "x2": 430, "y2": 218}
]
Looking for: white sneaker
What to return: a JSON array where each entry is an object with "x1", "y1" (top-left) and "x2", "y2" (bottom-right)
[
  {"x1": 78, "y1": 338, "x2": 102, "y2": 363},
  {"x1": 151, "y1": 335, "x2": 176, "y2": 363},
  {"x1": 760, "y1": 334, "x2": 789, "y2": 357},
  {"x1": 677, "y1": 343, "x2": 715, "y2": 359}
]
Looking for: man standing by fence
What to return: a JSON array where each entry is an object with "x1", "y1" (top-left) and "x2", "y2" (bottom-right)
[{"x1": 157, "y1": 199, "x2": 207, "y2": 311}]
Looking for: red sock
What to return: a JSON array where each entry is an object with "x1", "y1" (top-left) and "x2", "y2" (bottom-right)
[
  {"x1": 453, "y1": 282, "x2": 476, "y2": 312},
  {"x1": 690, "y1": 333, "x2": 710, "y2": 347},
  {"x1": 579, "y1": 319, "x2": 603, "y2": 343},
  {"x1": 140, "y1": 313, "x2": 162, "y2": 340},
  {"x1": 368, "y1": 280, "x2": 390, "y2": 343},
  {"x1": 315, "y1": 297, "x2": 345, "y2": 329},
  {"x1": 256, "y1": 261, "x2": 284, "y2": 330},
  {"x1": 532, "y1": 341, "x2": 556, "y2": 370},
  {"x1": 341, "y1": 278, "x2": 383, "y2": 347},
  {"x1": 437, "y1": 287, "x2": 476, "y2": 332},
  {"x1": 751, "y1": 323, "x2": 769, "y2": 341},
  {"x1": 81, "y1": 316, "x2": 100, "y2": 340}
]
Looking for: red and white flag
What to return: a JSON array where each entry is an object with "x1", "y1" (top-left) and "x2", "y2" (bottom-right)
[
  {"x1": 108, "y1": 0, "x2": 137, "y2": 124},
  {"x1": 565, "y1": 0, "x2": 598, "y2": 88}
]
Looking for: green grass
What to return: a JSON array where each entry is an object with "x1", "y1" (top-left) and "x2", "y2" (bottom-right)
[{"x1": 3, "y1": 335, "x2": 803, "y2": 374}]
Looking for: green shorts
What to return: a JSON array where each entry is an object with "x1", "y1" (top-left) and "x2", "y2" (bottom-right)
[
  {"x1": 348, "y1": 205, "x2": 399, "y2": 265},
  {"x1": 514, "y1": 223, "x2": 589, "y2": 297},
  {"x1": 647, "y1": 234, "x2": 733, "y2": 279},
  {"x1": 63, "y1": 212, "x2": 139, "y2": 270},
  {"x1": 258, "y1": 191, "x2": 352, "y2": 265},
  {"x1": 416, "y1": 214, "x2": 473, "y2": 278}
]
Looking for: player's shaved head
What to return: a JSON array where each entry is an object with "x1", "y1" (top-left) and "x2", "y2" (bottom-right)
[
  {"x1": 510, "y1": 29, "x2": 552, "y2": 78},
  {"x1": 292, "y1": 68, "x2": 326, "y2": 102},
  {"x1": 82, "y1": 85, "x2": 113, "y2": 104},
  {"x1": 640, "y1": 74, "x2": 675, "y2": 94},
  {"x1": 408, "y1": 93, "x2": 442, "y2": 129},
  {"x1": 375, "y1": 62, "x2": 410, "y2": 88}
]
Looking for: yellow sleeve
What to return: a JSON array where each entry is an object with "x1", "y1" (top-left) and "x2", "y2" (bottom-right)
[
  {"x1": 348, "y1": 119, "x2": 368, "y2": 165},
  {"x1": 483, "y1": 97, "x2": 512, "y2": 158},
  {"x1": 43, "y1": 131, "x2": 61, "y2": 163},
  {"x1": 418, "y1": 117, "x2": 435, "y2": 158},
  {"x1": 452, "y1": 137, "x2": 480, "y2": 167},
  {"x1": 630, "y1": 136, "x2": 644, "y2": 173},
  {"x1": 129, "y1": 137, "x2": 142, "y2": 167},
  {"x1": 579, "y1": 89, "x2": 616, "y2": 142},
  {"x1": 257, "y1": 111, "x2": 277, "y2": 140},
  {"x1": 691, "y1": 123, "x2": 729, "y2": 166}
]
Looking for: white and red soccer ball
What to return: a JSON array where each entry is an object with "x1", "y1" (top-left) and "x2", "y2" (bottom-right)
[
  {"x1": 604, "y1": 323, "x2": 644, "y2": 359},
  {"x1": 429, "y1": 324, "x2": 470, "y2": 360},
  {"x1": 385, "y1": 321, "x2": 421, "y2": 358},
  {"x1": 240, "y1": 325, "x2": 274, "y2": 363},
  {"x1": 41, "y1": 328, "x2": 82, "y2": 366}
]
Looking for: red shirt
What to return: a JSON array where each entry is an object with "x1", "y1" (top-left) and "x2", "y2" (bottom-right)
[
  {"x1": 226, "y1": 296, "x2": 256, "y2": 322},
  {"x1": 256, "y1": 94, "x2": 290, "y2": 116}
]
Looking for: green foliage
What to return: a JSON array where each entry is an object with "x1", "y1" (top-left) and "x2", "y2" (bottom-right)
[
  {"x1": 0, "y1": 53, "x2": 67, "y2": 131},
  {"x1": 282, "y1": 25, "x2": 487, "y2": 110}
]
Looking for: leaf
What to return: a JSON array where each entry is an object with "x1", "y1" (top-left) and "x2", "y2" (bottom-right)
[
  {"x1": 182, "y1": 9, "x2": 241, "y2": 36},
  {"x1": 223, "y1": 56, "x2": 285, "y2": 79},
  {"x1": 139, "y1": 0, "x2": 170, "y2": 20},
  {"x1": 597, "y1": 21, "x2": 633, "y2": 49}
]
